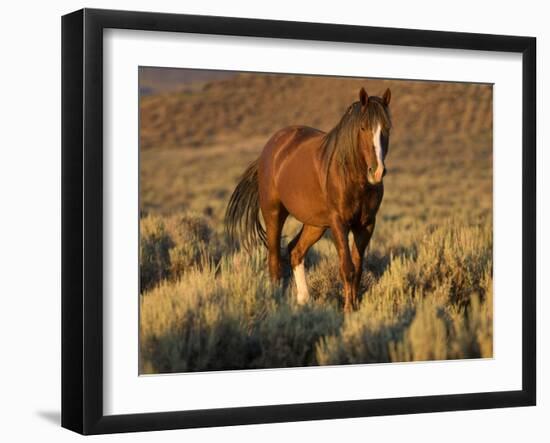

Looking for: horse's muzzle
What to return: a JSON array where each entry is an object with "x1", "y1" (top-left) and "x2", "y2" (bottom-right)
[{"x1": 368, "y1": 165, "x2": 385, "y2": 184}]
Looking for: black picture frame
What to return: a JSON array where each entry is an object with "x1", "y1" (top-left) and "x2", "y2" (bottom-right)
[{"x1": 61, "y1": 8, "x2": 536, "y2": 435}]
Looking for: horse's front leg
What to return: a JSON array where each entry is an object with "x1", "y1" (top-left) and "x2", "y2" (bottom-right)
[
  {"x1": 351, "y1": 220, "x2": 376, "y2": 308},
  {"x1": 330, "y1": 218, "x2": 355, "y2": 312}
]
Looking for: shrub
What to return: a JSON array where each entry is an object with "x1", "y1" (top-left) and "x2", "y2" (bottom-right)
[
  {"x1": 165, "y1": 213, "x2": 220, "y2": 279},
  {"x1": 140, "y1": 266, "x2": 250, "y2": 373},
  {"x1": 139, "y1": 213, "x2": 220, "y2": 292},
  {"x1": 140, "y1": 216, "x2": 173, "y2": 292},
  {"x1": 252, "y1": 304, "x2": 342, "y2": 368}
]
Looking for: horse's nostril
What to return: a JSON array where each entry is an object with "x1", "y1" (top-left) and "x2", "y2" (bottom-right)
[{"x1": 382, "y1": 169, "x2": 387, "y2": 177}]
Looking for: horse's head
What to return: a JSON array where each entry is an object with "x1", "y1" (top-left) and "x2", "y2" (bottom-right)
[{"x1": 357, "y1": 87, "x2": 392, "y2": 185}]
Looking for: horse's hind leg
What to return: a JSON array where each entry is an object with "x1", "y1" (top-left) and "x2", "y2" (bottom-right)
[
  {"x1": 262, "y1": 202, "x2": 288, "y2": 282},
  {"x1": 288, "y1": 224, "x2": 326, "y2": 304}
]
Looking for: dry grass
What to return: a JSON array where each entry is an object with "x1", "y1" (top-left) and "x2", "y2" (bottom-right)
[{"x1": 138, "y1": 71, "x2": 493, "y2": 373}]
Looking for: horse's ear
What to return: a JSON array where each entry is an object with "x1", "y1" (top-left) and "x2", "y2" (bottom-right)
[
  {"x1": 359, "y1": 87, "x2": 368, "y2": 107},
  {"x1": 382, "y1": 88, "x2": 391, "y2": 106}
]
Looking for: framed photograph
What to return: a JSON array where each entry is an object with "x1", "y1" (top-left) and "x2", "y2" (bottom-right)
[{"x1": 61, "y1": 8, "x2": 536, "y2": 435}]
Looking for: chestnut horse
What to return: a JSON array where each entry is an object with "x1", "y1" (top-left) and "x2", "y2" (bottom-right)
[{"x1": 225, "y1": 87, "x2": 392, "y2": 311}]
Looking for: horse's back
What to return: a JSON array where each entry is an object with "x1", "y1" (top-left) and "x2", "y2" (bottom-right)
[
  {"x1": 262, "y1": 125, "x2": 323, "y2": 155},
  {"x1": 258, "y1": 126, "x2": 330, "y2": 226},
  {"x1": 258, "y1": 125, "x2": 324, "y2": 181}
]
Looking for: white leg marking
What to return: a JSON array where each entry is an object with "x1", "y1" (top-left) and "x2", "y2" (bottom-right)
[{"x1": 293, "y1": 261, "x2": 310, "y2": 304}]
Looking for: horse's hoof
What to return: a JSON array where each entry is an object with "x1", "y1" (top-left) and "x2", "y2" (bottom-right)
[{"x1": 296, "y1": 291, "x2": 310, "y2": 305}]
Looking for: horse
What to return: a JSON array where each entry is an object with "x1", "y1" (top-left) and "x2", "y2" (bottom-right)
[{"x1": 225, "y1": 87, "x2": 392, "y2": 312}]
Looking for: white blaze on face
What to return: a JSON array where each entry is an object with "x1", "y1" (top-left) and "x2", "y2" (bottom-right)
[
  {"x1": 293, "y1": 262, "x2": 310, "y2": 304},
  {"x1": 372, "y1": 124, "x2": 384, "y2": 181}
]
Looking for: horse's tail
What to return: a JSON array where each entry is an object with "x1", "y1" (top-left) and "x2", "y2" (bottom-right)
[{"x1": 224, "y1": 159, "x2": 267, "y2": 251}]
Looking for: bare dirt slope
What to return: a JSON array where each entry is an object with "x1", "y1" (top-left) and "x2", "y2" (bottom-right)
[{"x1": 140, "y1": 72, "x2": 492, "y2": 151}]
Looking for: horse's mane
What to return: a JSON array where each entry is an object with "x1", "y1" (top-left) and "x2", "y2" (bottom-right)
[{"x1": 320, "y1": 96, "x2": 392, "y2": 181}]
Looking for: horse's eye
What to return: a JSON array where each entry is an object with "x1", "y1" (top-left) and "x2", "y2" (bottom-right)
[{"x1": 360, "y1": 127, "x2": 365, "y2": 131}]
